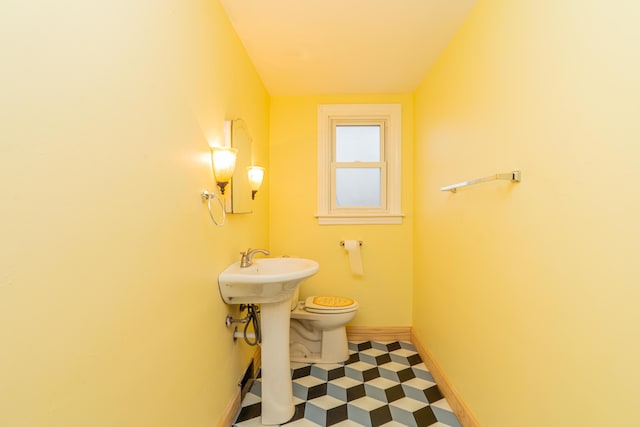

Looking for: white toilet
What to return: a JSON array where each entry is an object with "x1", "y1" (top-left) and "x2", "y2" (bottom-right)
[{"x1": 289, "y1": 288, "x2": 359, "y2": 364}]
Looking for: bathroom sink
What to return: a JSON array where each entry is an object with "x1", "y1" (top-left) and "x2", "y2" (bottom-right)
[
  {"x1": 218, "y1": 256, "x2": 320, "y2": 424},
  {"x1": 218, "y1": 257, "x2": 319, "y2": 304}
]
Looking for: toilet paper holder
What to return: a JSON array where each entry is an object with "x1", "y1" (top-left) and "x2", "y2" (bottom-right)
[{"x1": 339, "y1": 240, "x2": 363, "y2": 247}]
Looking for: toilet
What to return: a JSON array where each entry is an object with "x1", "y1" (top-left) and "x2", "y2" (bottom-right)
[{"x1": 289, "y1": 288, "x2": 359, "y2": 364}]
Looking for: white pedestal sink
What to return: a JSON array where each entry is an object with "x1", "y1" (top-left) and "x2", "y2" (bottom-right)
[{"x1": 218, "y1": 257, "x2": 319, "y2": 425}]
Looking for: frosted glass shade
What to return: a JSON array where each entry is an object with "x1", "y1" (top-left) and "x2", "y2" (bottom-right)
[
  {"x1": 211, "y1": 147, "x2": 238, "y2": 182},
  {"x1": 247, "y1": 166, "x2": 265, "y2": 191}
]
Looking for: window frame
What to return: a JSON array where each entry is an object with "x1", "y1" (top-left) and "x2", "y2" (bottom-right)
[
  {"x1": 331, "y1": 119, "x2": 387, "y2": 212},
  {"x1": 317, "y1": 104, "x2": 403, "y2": 225}
]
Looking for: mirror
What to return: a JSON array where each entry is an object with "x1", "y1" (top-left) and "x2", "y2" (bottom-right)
[{"x1": 226, "y1": 119, "x2": 253, "y2": 213}]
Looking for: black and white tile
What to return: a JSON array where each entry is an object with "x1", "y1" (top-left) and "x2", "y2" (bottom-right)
[{"x1": 233, "y1": 341, "x2": 462, "y2": 427}]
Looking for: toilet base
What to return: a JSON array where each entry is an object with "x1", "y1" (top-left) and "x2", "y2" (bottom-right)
[
  {"x1": 290, "y1": 324, "x2": 349, "y2": 364},
  {"x1": 290, "y1": 352, "x2": 326, "y2": 364}
]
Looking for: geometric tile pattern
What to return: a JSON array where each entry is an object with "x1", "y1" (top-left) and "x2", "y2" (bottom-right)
[{"x1": 233, "y1": 341, "x2": 462, "y2": 427}]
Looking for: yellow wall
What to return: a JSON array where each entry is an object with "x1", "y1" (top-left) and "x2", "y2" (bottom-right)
[
  {"x1": 0, "y1": 1, "x2": 268, "y2": 426},
  {"x1": 413, "y1": 0, "x2": 640, "y2": 426},
  {"x1": 6, "y1": 1, "x2": 640, "y2": 425},
  {"x1": 269, "y1": 95, "x2": 414, "y2": 326}
]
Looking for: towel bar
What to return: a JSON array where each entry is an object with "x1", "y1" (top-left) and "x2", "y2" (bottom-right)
[{"x1": 440, "y1": 170, "x2": 521, "y2": 193}]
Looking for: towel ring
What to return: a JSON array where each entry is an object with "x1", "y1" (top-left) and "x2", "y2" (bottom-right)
[{"x1": 201, "y1": 190, "x2": 225, "y2": 227}]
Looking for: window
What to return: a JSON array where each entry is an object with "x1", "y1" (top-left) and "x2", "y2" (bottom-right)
[{"x1": 317, "y1": 104, "x2": 403, "y2": 225}]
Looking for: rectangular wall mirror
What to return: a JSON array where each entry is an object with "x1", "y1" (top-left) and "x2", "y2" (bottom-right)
[{"x1": 225, "y1": 119, "x2": 253, "y2": 214}]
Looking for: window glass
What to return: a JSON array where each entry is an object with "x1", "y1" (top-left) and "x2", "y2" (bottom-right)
[
  {"x1": 335, "y1": 125, "x2": 381, "y2": 162},
  {"x1": 335, "y1": 168, "x2": 381, "y2": 207}
]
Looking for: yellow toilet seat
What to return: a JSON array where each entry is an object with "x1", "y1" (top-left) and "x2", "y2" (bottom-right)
[{"x1": 304, "y1": 296, "x2": 358, "y2": 313}]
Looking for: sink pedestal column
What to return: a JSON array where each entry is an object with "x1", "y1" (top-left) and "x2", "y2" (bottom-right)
[{"x1": 259, "y1": 300, "x2": 295, "y2": 425}]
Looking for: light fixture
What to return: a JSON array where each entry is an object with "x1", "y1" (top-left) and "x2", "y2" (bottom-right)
[
  {"x1": 211, "y1": 146, "x2": 238, "y2": 195},
  {"x1": 247, "y1": 166, "x2": 265, "y2": 200}
]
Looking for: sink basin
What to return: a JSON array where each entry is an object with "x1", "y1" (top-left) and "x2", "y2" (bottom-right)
[{"x1": 218, "y1": 257, "x2": 319, "y2": 304}]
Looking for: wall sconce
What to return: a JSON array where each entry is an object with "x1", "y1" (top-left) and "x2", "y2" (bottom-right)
[
  {"x1": 211, "y1": 146, "x2": 238, "y2": 195},
  {"x1": 247, "y1": 166, "x2": 265, "y2": 200}
]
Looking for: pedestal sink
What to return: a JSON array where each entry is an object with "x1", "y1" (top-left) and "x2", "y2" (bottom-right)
[{"x1": 218, "y1": 257, "x2": 319, "y2": 425}]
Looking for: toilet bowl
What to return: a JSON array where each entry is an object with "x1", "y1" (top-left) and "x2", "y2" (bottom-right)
[{"x1": 290, "y1": 293, "x2": 359, "y2": 364}]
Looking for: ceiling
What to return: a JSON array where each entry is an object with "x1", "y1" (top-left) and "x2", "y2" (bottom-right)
[{"x1": 219, "y1": 0, "x2": 477, "y2": 96}]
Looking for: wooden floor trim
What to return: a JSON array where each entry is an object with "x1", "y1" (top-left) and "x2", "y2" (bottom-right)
[
  {"x1": 410, "y1": 329, "x2": 482, "y2": 427},
  {"x1": 346, "y1": 326, "x2": 412, "y2": 342},
  {"x1": 216, "y1": 386, "x2": 241, "y2": 427},
  {"x1": 217, "y1": 347, "x2": 261, "y2": 427}
]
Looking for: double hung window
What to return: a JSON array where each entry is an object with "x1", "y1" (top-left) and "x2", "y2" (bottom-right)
[{"x1": 317, "y1": 104, "x2": 403, "y2": 225}]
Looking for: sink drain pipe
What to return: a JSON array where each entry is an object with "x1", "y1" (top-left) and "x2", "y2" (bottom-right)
[{"x1": 225, "y1": 304, "x2": 261, "y2": 346}]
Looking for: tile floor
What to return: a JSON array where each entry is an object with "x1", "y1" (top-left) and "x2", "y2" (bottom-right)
[{"x1": 233, "y1": 340, "x2": 463, "y2": 427}]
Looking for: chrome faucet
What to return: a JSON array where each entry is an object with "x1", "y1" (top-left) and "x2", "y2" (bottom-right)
[{"x1": 240, "y1": 248, "x2": 270, "y2": 268}]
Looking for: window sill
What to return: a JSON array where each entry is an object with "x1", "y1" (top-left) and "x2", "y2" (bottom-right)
[{"x1": 315, "y1": 213, "x2": 405, "y2": 225}]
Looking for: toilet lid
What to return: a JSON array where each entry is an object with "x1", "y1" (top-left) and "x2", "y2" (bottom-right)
[{"x1": 304, "y1": 296, "x2": 358, "y2": 313}]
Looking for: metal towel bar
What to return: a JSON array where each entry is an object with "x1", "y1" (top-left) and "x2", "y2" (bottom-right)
[
  {"x1": 440, "y1": 170, "x2": 521, "y2": 193},
  {"x1": 339, "y1": 240, "x2": 363, "y2": 247}
]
